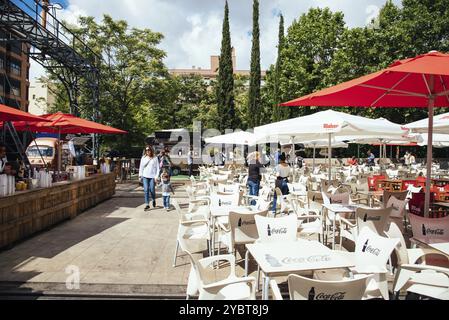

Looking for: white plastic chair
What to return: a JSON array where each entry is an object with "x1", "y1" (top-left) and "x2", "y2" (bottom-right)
[
  {"x1": 386, "y1": 222, "x2": 449, "y2": 299},
  {"x1": 177, "y1": 224, "x2": 256, "y2": 300},
  {"x1": 172, "y1": 198, "x2": 211, "y2": 267},
  {"x1": 409, "y1": 213, "x2": 449, "y2": 246},
  {"x1": 276, "y1": 273, "x2": 370, "y2": 300},
  {"x1": 315, "y1": 227, "x2": 399, "y2": 300},
  {"x1": 217, "y1": 209, "x2": 268, "y2": 261},
  {"x1": 339, "y1": 207, "x2": 392, "y2": 247}
]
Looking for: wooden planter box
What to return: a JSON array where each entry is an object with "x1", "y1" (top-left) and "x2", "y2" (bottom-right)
[{"x1": 0, "y1": 173, "x2": 116, "y2": 250}]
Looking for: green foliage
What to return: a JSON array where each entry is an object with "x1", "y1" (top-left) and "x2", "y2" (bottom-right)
[
  {"x1": 247, "y1": 0, "x2": 261, "y2": 128},
  {"x1": 43, "y1": 15, "x2": 168, "y2": 152},
  {"x1": 271, "y1": 14, "x2": 288, "y2": 122},
  {"x1": 216, "y1": 1, "x2": 237, "y2": 132},
  {"x1": 263, "y1": 1, "x2": 449, "y2": 128}
]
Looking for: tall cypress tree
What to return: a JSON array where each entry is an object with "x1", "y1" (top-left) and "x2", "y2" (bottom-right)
[
  {"x1": 272, "y1": 14, "x2": 286, "y2": 122},
  {"x1": 217, "y1": 1, "x2": 236, "y2": 132},
  {"x1": 248, "y1": 0, "x2": 261, "y2": 128}
]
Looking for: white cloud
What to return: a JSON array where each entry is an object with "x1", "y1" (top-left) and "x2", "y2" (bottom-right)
[{"x1": 28, "y1": 0, "x2": 402, "y2": 80}]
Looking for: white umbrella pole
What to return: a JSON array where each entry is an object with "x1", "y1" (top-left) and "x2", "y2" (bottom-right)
[
  {"x1": 313, "y1": 145, "x2": 316, "y2": 171},
  {"x1": 328, "y1": 133, "x2": 332, "y2": 182},
  {"x1": 424, "y1": 94, "x2": 435, "y2": 218}
]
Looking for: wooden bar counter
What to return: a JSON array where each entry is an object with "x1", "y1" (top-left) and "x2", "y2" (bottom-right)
[{"x1": 0, "y1": 173, "x2": 116, "y2": 250}]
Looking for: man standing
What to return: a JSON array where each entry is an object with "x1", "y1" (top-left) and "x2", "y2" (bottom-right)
[
  {"x1": 366, "y1": 150, "x2": 375, "y2": 166},
  {"x1": 0, "y1": 143, "x2": 8, "y2": 174},
  {"x1": 187, "y1": 145, "x2": 193, "y2": 177}
]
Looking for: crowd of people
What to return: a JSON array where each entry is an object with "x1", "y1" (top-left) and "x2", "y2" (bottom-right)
[{"x1": 137, "y1": 143, "x2": 423, "y2": 214}]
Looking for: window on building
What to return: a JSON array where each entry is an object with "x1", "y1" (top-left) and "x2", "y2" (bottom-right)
[
  {"x1": 11, "y1": 85, "x2": 20, "y2": 96},
  {"x1": 9, "y1": 61, "x2": 21, "y2": 76},
  {"x1": 32, "y1": 94, "x2": 36, "y2": 100}
]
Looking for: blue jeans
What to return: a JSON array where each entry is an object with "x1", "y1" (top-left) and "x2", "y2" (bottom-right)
[
  {"x1": 272, "y1": 178, "x2": 289, "y2": 212},
  {"x1": 247, "y1": 179, "x2": 260, "y2": 206},
  {"x1": 143, "y1": 177, "x2": 156, "y2": 205},
  {"x1": 163, "y1": 195, "x2": 170, "y2": 208}
]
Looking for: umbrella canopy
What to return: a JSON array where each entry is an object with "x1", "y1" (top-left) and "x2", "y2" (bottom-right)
[
  {"x1": 406, "y1": 111, "x2": 449, "y2": 133},
  {"x1": 254, "y1": 110, "x2": 407, "y2": 180},
  {"x1": 0, "y1": 104, "x2": 51, "y2": 122},
  {"x1": 8, "y1": 112, "x2": 127, "y2": 134},
  {"x1": 254, "y1": 110, "x2": 407, "y2": 143},
  {"x1": 280, "y1": 51, "x2": 449, "y2": 216},
  {"x1": 204, "y1": 130, "x2": 256, "y2": 145},
  {"x1": 416, "y1": 133, "x2": 449, "y2": 147}
]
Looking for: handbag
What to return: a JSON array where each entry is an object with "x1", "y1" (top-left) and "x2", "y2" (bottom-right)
[{"x1": 139, "y1": 158, "x2": 151, "y2": 187}]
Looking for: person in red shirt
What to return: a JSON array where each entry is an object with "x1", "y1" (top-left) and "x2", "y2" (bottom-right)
[{"x1": 347, "y1": 156, "x2": 358, "y2": 166}]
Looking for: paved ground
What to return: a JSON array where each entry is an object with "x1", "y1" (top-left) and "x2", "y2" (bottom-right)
[
  {"x1": 0, "y1": 181, "x2": 395, "y2": 299},
  {"x1": 0, "y1": 181, "x2": 246, "y2": 298}
]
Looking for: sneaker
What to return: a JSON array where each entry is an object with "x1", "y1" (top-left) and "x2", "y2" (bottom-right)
[{"x1": 144, "y1": 205, "x2": 150, "y2": 211}]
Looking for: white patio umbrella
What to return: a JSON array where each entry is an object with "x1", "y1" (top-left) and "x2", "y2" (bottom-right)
[
  {"x1": 204, "y1": 130, "x2": 256, "y2": 145},
  {"x1": 416, "y1": 133, "x2": 449, "y2": 147},
  {"x1": 254, "y1": 110, "x2": 408, "y2": 181},
  {"x1": 406, "y1": 112, "x2": 449, "y2": 134}
]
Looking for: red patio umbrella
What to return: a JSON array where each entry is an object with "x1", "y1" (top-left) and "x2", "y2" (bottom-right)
[
  {"x1": 0, "y1": 103, "x2": 51, "y2": 122},
  {"x1": 10, "y1": 112, "x2": 127, "y2": 134},
  {"x1": 280, "y1": 51, "x2": 449, "y2": 217}
]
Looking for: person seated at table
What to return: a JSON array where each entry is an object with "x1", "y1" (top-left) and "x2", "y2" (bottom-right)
[
  {"x1": 272, "y1": 153, "x2": 291, "y2": 213},
  {"x1": 347, "y1": 156, "x2": 358, "y2": 166},
  {"x1": 366, "y1": 150, "x2": 375, "y2": 166}
]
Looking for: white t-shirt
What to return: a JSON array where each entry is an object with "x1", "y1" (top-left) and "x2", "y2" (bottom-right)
[{"x1": 276, "y1": 164, "x2": 291, "y2": 178}]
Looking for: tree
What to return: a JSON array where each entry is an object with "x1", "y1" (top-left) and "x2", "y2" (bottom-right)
[
  {"x1": 279, "y1": 8, "x2": 346, "y2": 118},
  {"x1": 44, "y1": 15, "x2": 168, "y2": 152},
  {"x1": 216, "y1": 1, "x2": 237, "y2": 132},
  {"x1": 247, "y1": 0, "x2": 261, "y2": 128},
  {"x1": 271, "y1": 14, "x2": 287, "y2": 122}
]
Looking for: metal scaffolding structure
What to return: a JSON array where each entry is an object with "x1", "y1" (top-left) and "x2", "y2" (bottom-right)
[{"x1": 0, "y1": 0, "x2": 101, "y2": 157}]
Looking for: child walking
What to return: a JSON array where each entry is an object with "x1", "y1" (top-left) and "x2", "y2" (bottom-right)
[{"x1": 157, "y1": 170, "x2": 175, "y2": 211}]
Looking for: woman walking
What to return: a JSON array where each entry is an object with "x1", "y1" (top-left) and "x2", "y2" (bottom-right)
[{"x1": 139, "y1": 146, "x2": 160, "y2": 211}]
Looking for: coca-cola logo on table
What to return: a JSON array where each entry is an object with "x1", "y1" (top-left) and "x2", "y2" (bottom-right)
[
  {"x1": 281, "y1": 255, "x2": 331, "y2": 264},
  {"x1": 267, "y1": 224, "x2": 287, "y2": 236}
]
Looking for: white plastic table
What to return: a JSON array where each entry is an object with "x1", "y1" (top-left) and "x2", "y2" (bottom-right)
[
  {"x1": 322, "y1": 204, "x2": 359, "y2": 249},
  {"x1": 246, "y1": 239, "x2": 354, "y2": 300}
]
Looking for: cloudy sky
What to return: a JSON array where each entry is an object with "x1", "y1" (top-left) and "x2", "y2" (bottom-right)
[{"x1": 31, "y1": 0, "x2": 401, "y2": 79}]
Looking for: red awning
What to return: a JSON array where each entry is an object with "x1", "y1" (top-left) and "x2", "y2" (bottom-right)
[
  {"x1": 281, "y1": 51, "x2": 449, "y2": 108},
  {"x1": 8, "y1": 112, "x2": 127, "y2": 134},
  {"x1": 0, "y1": 104, "x2": 51, "y2": 122}
]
